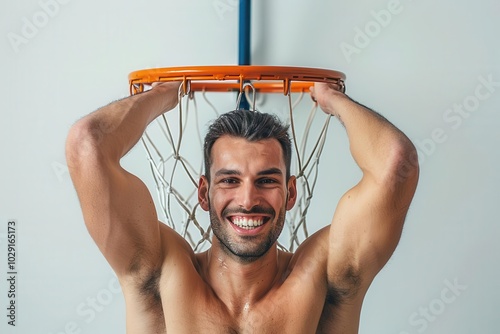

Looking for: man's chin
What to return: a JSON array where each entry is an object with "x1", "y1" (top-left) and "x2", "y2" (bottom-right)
[{"x1": 224, "y1": 246, "x2": 273, "y2": 263}]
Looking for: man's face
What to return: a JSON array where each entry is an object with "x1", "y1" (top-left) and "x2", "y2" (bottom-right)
[{"x1": 198, "y1": 135, "x2": 296, "y2": 261}]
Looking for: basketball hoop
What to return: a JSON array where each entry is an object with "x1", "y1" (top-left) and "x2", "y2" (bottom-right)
[
  {"x1": 129, "y1": 65, "x2": 345, "y2": 95},
  {"x1": 128, "y1": 65, "x2": 346, "y2": 251}
]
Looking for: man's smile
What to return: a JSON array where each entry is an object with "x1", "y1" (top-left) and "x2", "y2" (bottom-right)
[{"x1": 228, "y1": 215, "x2": 270, "y2": 229}]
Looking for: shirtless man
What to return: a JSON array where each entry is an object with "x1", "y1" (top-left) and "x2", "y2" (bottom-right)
[{"x1": 66, "y1": 81, "x2": 419, "y2": 333}]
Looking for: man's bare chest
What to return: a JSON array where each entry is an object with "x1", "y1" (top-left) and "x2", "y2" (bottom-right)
[{"x1": 159, "y1": 296, "x2": 324, "y2": 334}]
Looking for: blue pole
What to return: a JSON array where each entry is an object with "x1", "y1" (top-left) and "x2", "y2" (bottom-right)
[{"x1": 238, "y1": 0, "x2": 251, "y2": 110}]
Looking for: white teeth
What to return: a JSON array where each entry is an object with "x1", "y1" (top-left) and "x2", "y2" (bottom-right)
[{"x1": 232, "y1": 217, "x2": 264, "y2": 229}]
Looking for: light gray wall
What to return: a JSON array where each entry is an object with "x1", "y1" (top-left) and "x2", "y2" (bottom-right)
[{"x1": 1, "y1": 0, "x2": 498, "y2": 333}]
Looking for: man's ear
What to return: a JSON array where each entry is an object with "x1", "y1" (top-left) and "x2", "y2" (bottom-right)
[
  {"x1": 198, "y1": 175, "x2": 210, "y2": 211},
  {"x1": 286, "y1": 176, "x2": 297, "y2": 211}
]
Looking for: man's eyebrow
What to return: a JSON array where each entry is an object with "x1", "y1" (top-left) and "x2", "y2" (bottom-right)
[
  {"x1": 213, "y1": 168, "x2": 283, "y2": 177},
  {"x1": 214, "y1": 169, "x2": 241, "y2": 177},
  {"x1": 257, "y1": 168, "x2": 283, "y2": 176}
]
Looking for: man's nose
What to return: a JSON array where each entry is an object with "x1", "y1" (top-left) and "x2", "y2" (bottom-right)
[{"x1": 238, "y1": 182, "x2": 261, "y2": 211}]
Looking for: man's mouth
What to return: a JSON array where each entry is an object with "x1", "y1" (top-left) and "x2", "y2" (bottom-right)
[{"x1": 229, "y1": 216, "x2": 268, "y2": 230}]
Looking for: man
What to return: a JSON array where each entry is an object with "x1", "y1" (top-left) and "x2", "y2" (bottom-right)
[{"x1": 66, "y1": 81, "x2": 418, "y2": 333}]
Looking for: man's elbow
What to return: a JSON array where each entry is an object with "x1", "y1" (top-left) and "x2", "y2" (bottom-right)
[
  {"x1": 65, "y1": 119, "x2": 108, "y2": 171},
  {"x1": 387, "y1": 138, "x2": 420, "y2": 193}
]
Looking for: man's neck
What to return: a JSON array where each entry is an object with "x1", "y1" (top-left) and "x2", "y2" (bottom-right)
[{"x1": 204, "y1": 240, "x2": 283, "y2": 315}]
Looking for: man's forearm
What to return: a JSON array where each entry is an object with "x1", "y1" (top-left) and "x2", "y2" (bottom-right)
[
  {"x1": 68, "y1": 83, "x2": 179, "y2": 162},
  {"x1": 328, "y1": 92, "x2": 417, "y2": 181}
]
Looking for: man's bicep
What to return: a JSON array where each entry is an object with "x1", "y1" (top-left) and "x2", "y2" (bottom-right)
[
  {"x1": 72, "y1": 160, "x2": 163, "y2": 277},
  {"x1": 327, "y1": 178, "x2": 410, "y2": 289}
]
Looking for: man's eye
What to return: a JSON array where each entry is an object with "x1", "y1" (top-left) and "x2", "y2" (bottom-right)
[
  {"x1": 258, "y1": 178, "x2": 277, "y2": 184},
  {"x1": 221, "y1": 178, "x2": 238, "y2": 184}
]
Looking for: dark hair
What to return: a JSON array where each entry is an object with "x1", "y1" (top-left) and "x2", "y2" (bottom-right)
[{"x1": 203, "y1": 110, "x2": 292, "y2": 181}]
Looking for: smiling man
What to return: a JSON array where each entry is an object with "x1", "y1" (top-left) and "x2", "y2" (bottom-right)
[
  {"x1": 200, "y1": 112, "x2": 294, "y2": 263},
  {"x1": 66, "y1": 81, "x2": 419, "y2": 333}
]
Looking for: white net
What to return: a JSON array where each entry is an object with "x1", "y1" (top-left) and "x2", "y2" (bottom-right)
[{"x1": 139, "y1": 83, "x2": 332, "y2": 252}]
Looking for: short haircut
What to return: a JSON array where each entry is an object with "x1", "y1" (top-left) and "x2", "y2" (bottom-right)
[{"x1": 203, "y1": 110, "x2": 292, "y2": 181}]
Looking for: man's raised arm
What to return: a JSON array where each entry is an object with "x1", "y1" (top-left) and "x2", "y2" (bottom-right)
[
  {"x1": 311, "y1": 83, "x2": 419, "y2": 295},
  {"x1": 66, "y1": 82, "x2": 180, "y2": 278}
]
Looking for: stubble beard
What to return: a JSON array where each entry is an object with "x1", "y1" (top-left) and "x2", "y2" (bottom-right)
[{"x1": 209, "y1": 203, "x2": 286, "y2": 263}]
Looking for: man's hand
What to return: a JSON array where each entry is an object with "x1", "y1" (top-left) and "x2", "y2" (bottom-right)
[
  {"x1": 150, "y1": 81, "x2": 182, "y2": 115},
  {"x1": 310, "y1": 82, "x2": 345, "y2": 117}
]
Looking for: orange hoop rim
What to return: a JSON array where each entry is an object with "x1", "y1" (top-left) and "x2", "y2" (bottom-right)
[{"x1": 128, "y1": 65, "x2": 346, "y2": 95}]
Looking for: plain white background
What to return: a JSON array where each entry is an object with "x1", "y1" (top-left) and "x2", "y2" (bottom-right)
[{"x1": 1, "y1": 0, "x2": 499, "y2": 333}]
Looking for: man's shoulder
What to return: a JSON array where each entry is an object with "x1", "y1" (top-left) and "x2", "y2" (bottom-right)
[{"x1": 288, "y1": 227, "x2": 330, "y2": 267}]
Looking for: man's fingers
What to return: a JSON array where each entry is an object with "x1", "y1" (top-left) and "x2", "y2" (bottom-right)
[
  {"x1": 151, "y1": 81, "x2": 182, "y2": 90},
  {"x1": 309, "y1": 86, "x2": 317, "y2": 102}
]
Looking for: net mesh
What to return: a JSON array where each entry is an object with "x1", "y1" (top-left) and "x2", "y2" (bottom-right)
[{"x1": 138, "y1": 83, "x2": 332, "y2": 252}]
